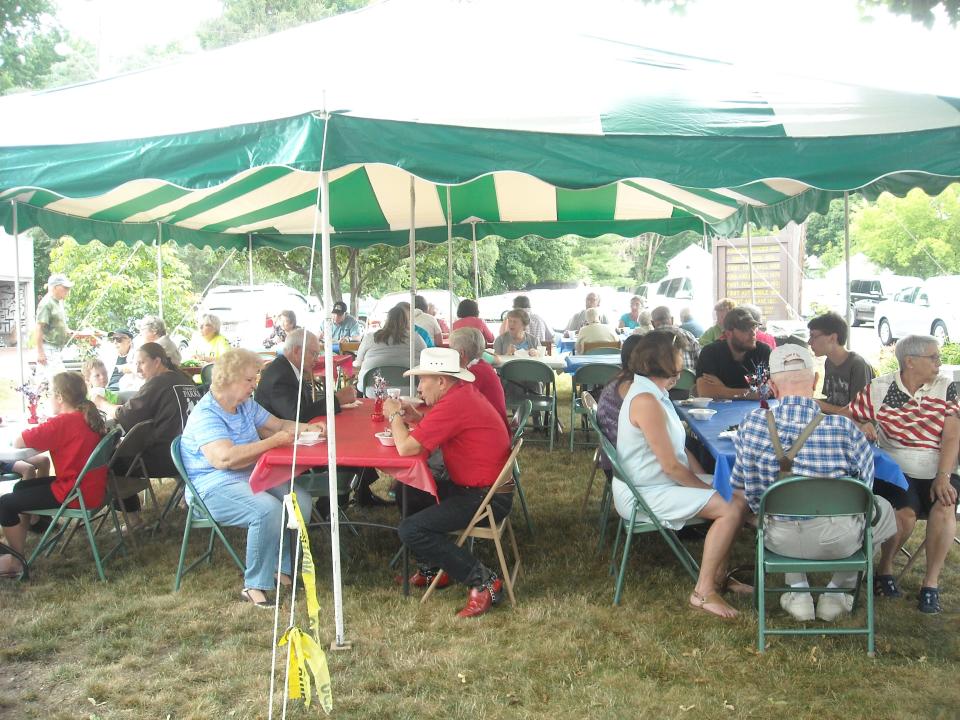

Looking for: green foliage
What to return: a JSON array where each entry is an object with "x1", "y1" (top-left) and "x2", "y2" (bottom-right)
[
  {"x1": 49, "y1": 238, "x2": 196, "y2": 333},
  {"x1": 491, "y1": 236, "x2": 577, "y2": 291},
  {"x1": 805, "y1": 194, "x2": 863, "y2": 263},
  {"x1": 853, "y1": 185, "x2": 960, "y2": 278},
  {"x1": 0, "y1": 0, "x2": 62, "y2": 94},
  {"x1": 34, "y1": 36, "x2": 97, "y2": 88},
  {"x1": 860, "y1": 0, "x2": 960, "y2": 26}
]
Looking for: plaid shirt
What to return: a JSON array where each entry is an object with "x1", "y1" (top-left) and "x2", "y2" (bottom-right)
[{"x1": 731, "y1": 395, "x2": 874, "y2": 515}]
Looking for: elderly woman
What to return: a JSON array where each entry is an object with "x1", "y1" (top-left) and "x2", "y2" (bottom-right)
[
  {"x1": 448, "y1": 327, "x2": 507, "y2": 424},
  {"x1": 493, "y1": 309, "x2": 541, "y2": 358},
  {"x1": 355, "y1": 303, "x2": 426, "y2": 390},
  {"x1": 452, "y1": 299, "x2": 494, "y2": 344},
  {"x1": 618, "y1": 296, "x2": 645, "y2": 331},
  {"x1": 575, "y1": 307, "x2": 619, "y2": 354},
  {"x1": 615, "y1": 330, "x2": 748, "y2": 618},
  {"x1": 138, "y1": 315, "x2": 182, "y2": 366},
  {"x1": 189, "y1": 313, "x2": 231, "y2": 362},
  {"x1": 631, "y1": 310, "x2": 654, "y2": 336},
  {"x1": 180, "y1": 349, "x2": 320, "y2": 607},
  {"x1": 264, "y1": 310, "x2": 298, "y2": 349},
  {"x1": 850, "y1": 334, "x2": 960, "y2": 613}
]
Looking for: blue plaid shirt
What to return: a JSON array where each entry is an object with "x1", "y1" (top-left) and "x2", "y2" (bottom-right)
[{"x1": 731, "y1": 395, "x2": 874, "y2": 515}]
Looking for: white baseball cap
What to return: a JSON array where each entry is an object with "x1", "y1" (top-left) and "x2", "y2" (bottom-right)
[
  {"x1": 403, "y1": 347, "x2": 475, "y2": 381},
  {"x1": 769, "y1": 344, "x2": 815, "y2": 374}
]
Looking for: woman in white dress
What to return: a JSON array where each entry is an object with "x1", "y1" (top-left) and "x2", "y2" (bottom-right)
[{"x1": 614, "y1": 329, "x2": 748, "y2": 618}]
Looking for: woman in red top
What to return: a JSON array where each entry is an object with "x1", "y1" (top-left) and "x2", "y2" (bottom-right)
[
  {"x1": 451, "y1": 299, "x2": 494, "y2": 344},
  {"x1": 0, "y1": 372, "x2": 107, "y2": 576}
]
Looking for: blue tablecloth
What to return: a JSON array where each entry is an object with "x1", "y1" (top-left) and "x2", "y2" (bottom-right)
[
  {"x1": 557, "y1": 338, "x2": 576, "y2": 354},
  {"x1": 563, "y1": 354, "x2": 622, "y2": 374},
  {"x1": 673, "y1": 400, "x2": 909, "y2": 501}
]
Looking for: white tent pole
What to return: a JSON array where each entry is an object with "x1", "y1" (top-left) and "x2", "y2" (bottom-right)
[
  {"x1": 156, "y1": 222, "x2": 164, "y2": 319},
  {"x1": 12, "y1": 201, "x2": 25, "y2": 406},
  {"x1": 446, "y1": 187, "x2": 454, "y2": 323},
  {"x1": 844, "y1": 191, "x2": 851, "y2": 348},
  {"x1": 745, "y1": 206, "x2": 755, "y2": 305},
  {"x1": 471, "y1": 222, "x2": 479, "y2": 298},
  {"x1": 409, "y1": 175, "x2": 417, "y2": 395}
]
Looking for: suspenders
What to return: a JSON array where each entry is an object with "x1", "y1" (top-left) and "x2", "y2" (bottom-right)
[{"x1": 765, "y1": 410, "x2": 824, "y2": 478}]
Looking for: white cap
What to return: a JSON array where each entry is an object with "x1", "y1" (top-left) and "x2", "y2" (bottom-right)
[
  {"x1": 769, "y1": 344, "x2": 815, "y2": 374},
  {"x1": 403, "y1": 347, "x2": 475, "y2": 381}
]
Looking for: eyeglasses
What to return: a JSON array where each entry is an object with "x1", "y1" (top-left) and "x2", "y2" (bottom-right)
[{"x1": 912, "y1": 353, "x2": 941, "y2": 363}]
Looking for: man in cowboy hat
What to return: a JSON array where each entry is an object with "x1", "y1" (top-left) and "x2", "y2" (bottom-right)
[{"x1": 383, "y1": 347, "x2": 512, "y2": 618}]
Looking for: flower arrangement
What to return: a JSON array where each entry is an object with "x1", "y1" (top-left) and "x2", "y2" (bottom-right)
[
  {"x1": 15, "y1": 378, "x2": 49, "y2": 424},
  {"x1": 745, "y1": 362, "x2": 771, "y2": 409}
]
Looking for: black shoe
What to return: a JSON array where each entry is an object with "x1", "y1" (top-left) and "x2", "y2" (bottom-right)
[
  {"x1": 918, "y1": 586, "x2": 942, "y2": 614},
  {"x1": 874, "y1": 574, "x2": 902, "y2": 598}
]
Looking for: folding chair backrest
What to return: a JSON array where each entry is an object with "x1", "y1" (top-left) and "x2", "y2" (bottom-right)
[
  {"x1": 170, "y1": 436, "x2": 215, "y2": 517},
  {"x1": 583, "y1": 343, "x2": 620, "y2": 355},
  {"x1": 758, "y1": 475, "x2": 874, "y2": 522},
  {"x1": 110, "y1": 420, "x2": 155, "y2": 463},
  {"x1": 172, "y1": 384, "x2": 205, "y2": 431},
  {"x1": 499, "y1": 359, "x2": 555, "y2": 388},
  {"x1": 674, "y1": 368, "x2": 696, "y2": 392},
  {"x1": 462, "y1": 439, "x2": 524, "y2": 535},
  {"x1": 63, "y1": 427, "x2": 122, "y2": 504},
  {"x1": 199, "y1": 363, "x2": 215, "y2": 385},
  {"x1": 510, "y1": 399, "x2": 534, "y2": 446},
  {"x1": 572, "y1": 363, "x2": 620, "y2": 390}
]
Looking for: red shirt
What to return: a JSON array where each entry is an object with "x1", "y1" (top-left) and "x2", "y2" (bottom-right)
[
  {"x1": 411, "y1": 381, "x2": 510, "y2": 488},
  {"x1": 452, "y1": 316, "x2": 495, "y2": 344},
  {"x1": 21, "y1": 412, "x2": 107, "y2": 508},
  {"x1": 757, "y1": 330, "x2": 777, "y2": 350},
  {"x1": 468, "y1": 359, "x2": 509, "y2": 430}
]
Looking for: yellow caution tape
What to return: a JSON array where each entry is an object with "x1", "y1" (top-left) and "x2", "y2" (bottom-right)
[{"x1": 277, "y1": 492, "x2": 332, "y2": 713}]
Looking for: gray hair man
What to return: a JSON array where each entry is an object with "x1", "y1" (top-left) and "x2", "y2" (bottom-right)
[
  {"x1": 565, "y1": 291, "x2": 609, "y2": 335},
  {"x1": 650, "y1": 305, "x2": 700, "y2": 371},
  {"x1": 138, "y1": 314, "x2": 181, "y2": 366},
  {"x1": 34, "y1": 273, "x2": 75, "y2": 371}
]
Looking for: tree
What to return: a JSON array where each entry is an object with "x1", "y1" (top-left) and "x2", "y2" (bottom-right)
[
  {"x1": 805, "y1": 194, "x2": 864, "y2": 263},
  {"x1": 853, "y1": 184, "x2": 960, "y2": 277},
  {"x1": 860, "y1": 0, "x2": 960, "y2": 26},
  {"x1": 491, "y1": 236, "x2": 577, "y2": 291},
  {"x1": 0, "y1": 0, "x2": 62, "y2": 94}
]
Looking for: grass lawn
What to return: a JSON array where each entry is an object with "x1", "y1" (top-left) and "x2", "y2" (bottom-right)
[{"x1": 1, "y1": 378, "x2": 959, "y2": 720}]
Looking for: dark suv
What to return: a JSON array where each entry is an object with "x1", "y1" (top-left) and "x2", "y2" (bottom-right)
[{"x1": 849, "y1": 277, "x2": 920, "y2": 326}]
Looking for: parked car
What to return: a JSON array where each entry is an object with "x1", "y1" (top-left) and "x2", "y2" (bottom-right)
[
  {"x1": 198, "y1": 283, "x2": 322, "y2": 349},
  {"x1": 874, "y1": 275, "x2": 960, "y2": 345},
  {"x1": 647, "y1": 274, "x2": 713, "y2": 330},
  {"x1": 848, "y1": 276, "x2": 921, "y2": 326}
]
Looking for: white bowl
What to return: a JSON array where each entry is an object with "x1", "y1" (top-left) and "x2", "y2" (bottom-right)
[
  {"x1": 296, "y1": 431, "x2": 323, "y2": 445},
  {"x1": 687, "y1": 397, "x2": 712, "y2": 409},
  {"x1": 688, "y1": 408, "x2": 717, "y2": 421},
  {"x1": 375, "y1": 431, "x2": 396, "y2": 446}
]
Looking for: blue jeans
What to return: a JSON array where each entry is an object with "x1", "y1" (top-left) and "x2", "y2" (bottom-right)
[{"x1": 200, "y1": 482, "x2": 312, "y2": 591}]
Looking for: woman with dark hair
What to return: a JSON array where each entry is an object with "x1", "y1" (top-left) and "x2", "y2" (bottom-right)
[
  {"x1": 615, "y1": 329, "x2": 748, "y2": 618},
  {"x1": 595, "y1": 333, "x2": 644, "y2": 476},
  {"x1": 355, "y1": 303, "x2": 426, "y2": 388},
  {"x1": 0, "y1": 372, "x2": 108, "y2": 576},
  {"x1": 452, "y1": 299, "x2": 494, "y2": 344},
  {"x1": 493, "y1": 309, "x2": 541, "y2": 357}
]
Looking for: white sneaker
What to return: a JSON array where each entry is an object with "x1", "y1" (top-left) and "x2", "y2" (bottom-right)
[
  {"x1": 780, "y1": 591, "x2": 815, "y2": 621},
  {"x1": 816, "y1": 593, "x2": 854, "y2": 621}
]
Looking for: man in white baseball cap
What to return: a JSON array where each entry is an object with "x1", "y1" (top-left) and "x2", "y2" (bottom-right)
[
  {"x1": 382, "y1": 347, "x2": 512, "y2": 618},
  {"x1": 34, "y1": 273, "x2": 76, "y2": 372},
  {"x1": 731, "y1": 343, "x2": 896, "y2": 622}
]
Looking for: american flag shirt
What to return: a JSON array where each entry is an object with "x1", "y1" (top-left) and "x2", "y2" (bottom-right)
[{"x1": 849, "y1": 372, "x2": 959, "y2": 480}]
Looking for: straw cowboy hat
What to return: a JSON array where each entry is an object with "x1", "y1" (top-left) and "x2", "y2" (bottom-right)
[{"x1": 403, "y1": 347, "x2": 475, "y2": 382}]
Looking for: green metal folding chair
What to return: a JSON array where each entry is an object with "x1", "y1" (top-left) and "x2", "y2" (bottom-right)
[
  {"x1": 578, "y1": 391, "x2": 608, "y2": 523},
  {"x1": 756, "y1": 475, "x2": 879, "y2": 655},
  {"x1": 28, "y1": 427, "x2": 124, "y2": 582},
  {"x1": 583, "y1": 344, "x2": 620, "y2": 355},
  {"x1": 587, "y1": 413, "x2": 702, "y2": 605},
  {"x1": 569, "y1": 364, "x2": 620, "y2": 451},
  {"x1": 509, "y1": 399, "x2": 534, "y2": 534},
  {"x1": 170, "y1": 436, "x2": 246, "y2": 592},
  {"x1": 199, "y1": 363, "x2": 215, "y2": 385},
  {"x1": 499, "y1": 359, "x2": 558, "y2": 451}
]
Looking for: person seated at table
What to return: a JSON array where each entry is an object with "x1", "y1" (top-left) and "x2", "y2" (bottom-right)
[
  {"x1": 498, "y1": 295, "x2": 552, "y2": 344},
  {"x1": 731, "y1": 344, "x2": 897, "y2": 622},
  {"x1": 849, "y1": 334, "x2": 960, "y2": 614},
  {"x1": 0, "y1": 372, "x2": 108, "y2": 577},
  {"x1": 383, "y1": 347, "x2": 512, "y2": 618},
  {"x1": 137, "y1": 314, "x2": 182, "y2": 366},
  {"x1": 630, "y1": 310, "x2": 654, "y2": 336},
  {"x1": 679, "y1": 308, "x2": 704, "y2": 339},
  {"x1": 596, "y1": 334, "x2": 644, "y2": 478},
  {"x1": 699, "y1": 298, "x2": 736, "y2": 347},
  {"x1": 82, "y1": 357, "x2": 109, "y2": 395},
  {"x1": 742, "y1": 304, "x2": 777, "y2": 350},
  {"x1": 413, "y1": 295, "x2": 443, "y2": 347},
  {"x1": 427, "y1": 302, "x2": 450, "y2": 334},
  {"x1": 264, "y1": 310, "x2": 299, "y2": 349},
  {"x1": 327, "y1": 302, "x2": 362, "y2": 342},
  {"x1": 448, "y1": 327, "x2": 508, "y2": 428},
  {"x1": 618, "y1": 296, "x2": 645, "y2": 331},
  {"x1": 650, "y1": 306, "x2": 700, "y2": 371},
  {"x1": 807, "y1": 311, "x2": 873, "y2": 415},
  {"x1": 452, "y1": 299, "x2": 494, "y2": 344},
  {"x1": 179, "y1": 348, "x2": 320, "y2": 607},
  {"x1": 188, "y1": 313, "x2": 232, "y2": 363},
  {"x1": 103, "y1": 328, "x2": 143, "y2": 393},
  {"x1": 396, "y1": 300, "x2": 434, "y2": 348},
  {"x1": 614, "y1": 330, "x2": 749, "y2": 618},
  {"x1": 575, "y1": 307, "x2": 619, "y2": 354},
  {"x1": 565, "y1": 292, "x2": 609, "y2": 336},
  {"x1": 493, "y1": 309, "x2": 542, "y2": 358},
  {"x1": 355, "y1": 303, "x2": 426, "y2": 390},
  {"x1": 695, "y1": 307, "x2": 771, "y2": 400}
]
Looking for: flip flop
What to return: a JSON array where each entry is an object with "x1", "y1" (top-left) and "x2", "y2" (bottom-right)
[
  {"x1": 240, "y1": 588, "x2": 271, "y2": 609},
  {"x1": 689, "y1": 590, "x2": 739, "y2": 619}
]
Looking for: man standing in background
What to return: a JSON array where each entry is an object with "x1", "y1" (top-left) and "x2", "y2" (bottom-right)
[{"x1": 34, "y1": 274, "x2": 75, "y2": 374}]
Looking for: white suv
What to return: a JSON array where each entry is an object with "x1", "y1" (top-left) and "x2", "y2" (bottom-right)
[{"x1": 198, "y1": 284, "x2": 321, "y2": 349}]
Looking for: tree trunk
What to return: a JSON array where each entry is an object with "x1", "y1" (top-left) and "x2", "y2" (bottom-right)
[{"x1": 349, "y1": 249, "x2": 360, "y2": 316}]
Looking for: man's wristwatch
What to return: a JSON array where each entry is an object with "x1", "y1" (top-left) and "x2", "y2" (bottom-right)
[{"x1": 388, "y1": 410, "x2": 405, "y2": 423}]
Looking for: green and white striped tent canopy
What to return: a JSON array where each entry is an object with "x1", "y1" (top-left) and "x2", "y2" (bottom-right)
[{"x1": 2, "y1": 0, "x2": 959, "y2": 247}]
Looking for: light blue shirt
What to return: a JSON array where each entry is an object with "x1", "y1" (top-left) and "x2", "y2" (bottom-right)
[
  {"x1": 616, "y1": 374, "x2": 687, "y2": 488},
  {"x1": 180, "y1": 392, "x2": 271, "y2": 500},
  {"x1": 330, "y1": 314, "x2": 362, "y2": 341}
]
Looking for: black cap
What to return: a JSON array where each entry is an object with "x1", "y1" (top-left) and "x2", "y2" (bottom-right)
[
  {"x1": 723, "y1": 307, "x2": 760, "y2": 332},
  {"x1": 332, "y1": 301, "x2": 347, "y2": 314},
  {"x1": 108, "y1": 328, "x2": 134, "y2": 340}
]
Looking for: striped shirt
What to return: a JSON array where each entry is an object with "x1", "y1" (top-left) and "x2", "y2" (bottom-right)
[
  {"x1": 849, "y1": 372, "x2": 958, "y2": 479},
  {"x1": 732, "y1": 395, "x2": 874, "y2": 515}
]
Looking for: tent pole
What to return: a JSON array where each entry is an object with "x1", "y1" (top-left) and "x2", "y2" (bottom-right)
[
  {"x1": 745, "y1": 206, "x2": 755, "y2": 305},
  {"x1": 409, "y1": 176, "x2": 417, "y2": 395},
  {"x1": 446, "y1": 187, "x2": 454, "y2": 324},
  {"x1": 471, "y1": 223, "x2": 479, "y2": 298},
  {"x1": 12, "y1": 201, "x2": 25, "y2": 410},
  {"x1": 247, "y1": 234, "x2": 254, "y2": 287},
  {"x1": 844, "y1": 191, "x2": 851, "y2": 348},
  {"x1": 156, "y1": 223, "x2": 163, "y2": 319}
]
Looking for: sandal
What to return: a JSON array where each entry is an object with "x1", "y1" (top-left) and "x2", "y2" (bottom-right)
[
  {"x1": 240, "y1": 588, "x2": 271, "y2": 609},
  {"x1": 874, "y1": 574, "x2": 902, "y2": 599},
  {"x1": 689, "y1": 590, "x2": 739, "y2": 619}
]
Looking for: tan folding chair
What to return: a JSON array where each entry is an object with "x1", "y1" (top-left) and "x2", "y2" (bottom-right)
[
  {"x1": 581, "y1": 341, "x2": 620, "y2": 354},
  {"x1": 421, "y1": 440, "x2": 524, "y2": 606}
]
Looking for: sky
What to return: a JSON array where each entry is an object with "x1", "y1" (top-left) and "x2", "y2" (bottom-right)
[{"x1": 52, "y1": 0, "x2": 960, "y2": 96}]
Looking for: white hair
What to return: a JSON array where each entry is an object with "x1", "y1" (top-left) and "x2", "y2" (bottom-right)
[
  {"x1": 283, "y1": 328, "x2": 318, "y2": 355},
  {"x1": 448, "y1": 327, "x2": 485, "y2": 360},
  {"x1": 895, "y1": 334, "x2": 937, "y2": 366}
]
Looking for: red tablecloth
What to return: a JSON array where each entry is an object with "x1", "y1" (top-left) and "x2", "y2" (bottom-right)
[
  {"x1": 313, "y1": 354, "x2": 354, "y2": 379},
  {"x1": 248, "y1": 398, "x2": 435, "y2": 497}
]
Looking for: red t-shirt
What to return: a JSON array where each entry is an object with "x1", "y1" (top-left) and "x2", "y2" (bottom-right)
[
  {"x1": 410, "y1": 381, "x2": 510, "y2": 488},
  {"x1": 21, "y1": 412, "x2": 107, "y2": 508},
  {"x1": 468, "y1": 360, "x2": 509, "y2": 430},
  {"x1": 452, "y1": 316, "x2": 495, "y2": 344}
]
